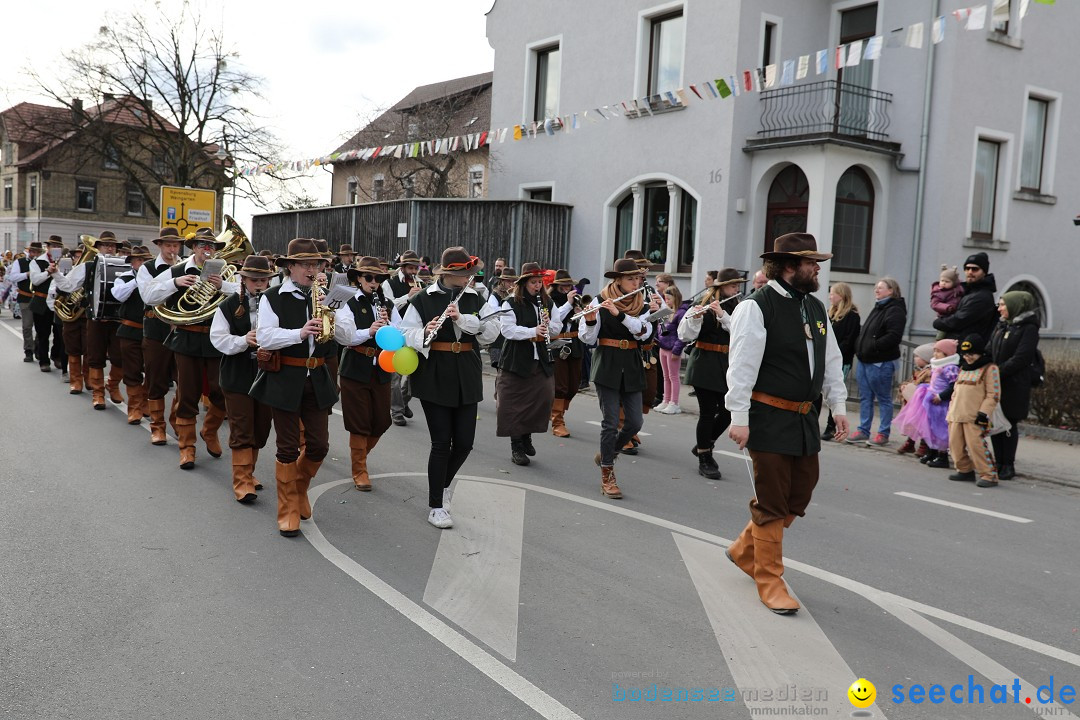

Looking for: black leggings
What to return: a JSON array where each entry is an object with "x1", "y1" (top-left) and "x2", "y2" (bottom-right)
[
  {"x1": 421, "y1": 400, "x2": 477, "y2": 508},
  {"x1": 694, "y1": 386, "x2": 731, "y2": 450},
  {"x1": 990, "y1": 420, "x2": 1020, "y2": 466}
]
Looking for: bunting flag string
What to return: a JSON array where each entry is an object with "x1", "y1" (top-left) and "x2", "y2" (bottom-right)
[{"x1": 236, "y1": 2, "x2": 1051, "y2": 176}]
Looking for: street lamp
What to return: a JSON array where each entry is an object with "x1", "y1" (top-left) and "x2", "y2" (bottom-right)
[{"x1": 215, "y1": 133, "x2": 236, "y2": 221}]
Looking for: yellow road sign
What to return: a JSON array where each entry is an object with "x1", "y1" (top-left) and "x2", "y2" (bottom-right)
[{"x1": 159, "y1": 186, "x2": 218, "y2": 236}]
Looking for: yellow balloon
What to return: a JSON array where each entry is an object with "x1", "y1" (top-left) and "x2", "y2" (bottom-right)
[{"x1": 392, "y1": 346, "x2": 419, "y2": 375}]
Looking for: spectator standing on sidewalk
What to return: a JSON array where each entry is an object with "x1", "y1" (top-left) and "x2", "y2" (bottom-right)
[
  {"x1": 987, "y1": 291, "x2": 1040, "y2": 480},
  {"x1": 822, "y1": 282, "x2": 860, "y2": 440},
  {"x1": 849, "y1": 277, "x2": 906, "y2": 446},
  {"x1": 947, "y1": 335, "x2": 1001, "y2": 488},
  {"x1": 655, "y1": 284, "x2": 686, "y2": 414},
  {"x1": 932, "y1": 252, "x2": 997, "y2": 344}
]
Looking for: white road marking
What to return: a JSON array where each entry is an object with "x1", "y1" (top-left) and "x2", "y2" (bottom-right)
[
  {"x1": 0, "y1": 321, "x2": 24, "y2": 339},
  {"x1": 895, "y1": 491, "x2": 1033, "y2": 524},
  {"x1": 675, "y1": 533, "x2": 887, "y2": 718},
  {"x1": 423, "y1": 480, "x2": 525, "y2": 662},
  {"x1": 584, "y1": 420, "x2": 650, "y2": 436},
  {"x1": 303, "y1": 480, "x2": 583, "y2": 720}
]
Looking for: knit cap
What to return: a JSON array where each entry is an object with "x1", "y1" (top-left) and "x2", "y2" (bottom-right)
[
  {"x1": 914, "y1": 343, "x2": 935, "y2": 363},
  {"x1": 934, "y1": 338, "x2": 957, "y2": 356},
  {"x1": 939, "y1": 265, "x2": 959, "y2": 284}
]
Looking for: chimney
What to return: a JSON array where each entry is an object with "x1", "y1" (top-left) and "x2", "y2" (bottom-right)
[{"x1": 71, "y1": 98, "x2": 83, "y2": 122}]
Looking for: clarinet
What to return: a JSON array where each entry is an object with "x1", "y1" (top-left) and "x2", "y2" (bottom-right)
[
  {"x1": 374, "y1": 286, "x2": 391, "y2": 325},
  {"x1": 536, "y1": 290, "x2": 553, "y2": 363}
]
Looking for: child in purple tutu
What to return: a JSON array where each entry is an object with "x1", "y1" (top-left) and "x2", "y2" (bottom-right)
[{"x1": 893, "y1": 339, "x2": 959, "y2": 468}]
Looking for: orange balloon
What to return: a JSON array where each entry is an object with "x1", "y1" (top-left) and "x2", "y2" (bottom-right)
[{"x1": 378, "y1": 350, "x2": 397, "y2": 373}]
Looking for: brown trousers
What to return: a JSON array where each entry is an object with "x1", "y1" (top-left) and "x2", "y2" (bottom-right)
[
  {"x1": 119, "y1": 337, "x2": 145, "y2": 386},
  {"x1": 174, "y1": 352, "x2": 224, "y2": 420},
  {"x1": 747, "y1": 450, "x2": 821, "y2": 526},
  {"x1": 949, "y1": 421, "x2": 997, "y2": 481},
  {"x1": 142, "y1": 337, "x2": 176, "y2": 401},
  {"x1": 271, "y1": 378, "x2": 331, "y2": 464},
  {"x1": 86, "y1": 319, "x2": 121, "y2": 369},
  {"x1": 223, "y1": 389, "x2": 272, "y2": 450},
  {"x1": 340, "y1": 375, "x2": 392, "y2": 438},
  {"x1": 62, "y1": 318, "x2": 86, "y2": 357},
  {"x1": 553, "y1": 355, "x2": 582, "y2": 402}
]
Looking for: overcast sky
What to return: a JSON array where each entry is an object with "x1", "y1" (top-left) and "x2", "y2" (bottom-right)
[{"x1": 1, "y1": 0, "x2": 495, "y2": 231}]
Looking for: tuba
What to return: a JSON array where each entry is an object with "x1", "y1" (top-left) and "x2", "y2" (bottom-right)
[
  {"x1": 153, "y1": 215, "x2": 255, "y2": 325},
  {"x1": 54, "y1": 235, "x2": 100, "y2": 322}
]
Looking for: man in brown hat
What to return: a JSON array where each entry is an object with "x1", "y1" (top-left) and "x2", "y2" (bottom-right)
[
  {"x1": 142, "y1": 226, "x2": 236, "y2": 468},
  {"x1": 211, "y1": 255, "x2": 276, "y2": 504},
  {"x1": 383, "y1": 249, "x2": 423, "y2": 425},
  {"x1": 725, "y1": 233, "x2": 848, "y2": 615},
  {"x1": 27, "y1": 236, "x2": 65, "y2": 372},
  {"x1": 111, "y1": 245, "x2": 154, "y2": 424},
  {"x1": 10, "y1": 240, "x2": 46, "y2": 362},
  {"x1": 334, "y1": 256, "x2": 399, "y2": 491},
  {"x1": 547, "y1": 269, "x2": 584, "y2": 437},
  {"x1": 577, "y1": 258, "x2": 654, "y2": 499},
  {"x1": 333, "y1": 244, "x2": 356, "y2": 274},
  {"x1": 55, "y1": 240, "x2": 89, "y2": 394},
  {"x1": 250, "y1": 239, "x2": 340, "y2": 537},
  {"x1": 137, "y1": 227, "x2": 184, "y2": 445}
]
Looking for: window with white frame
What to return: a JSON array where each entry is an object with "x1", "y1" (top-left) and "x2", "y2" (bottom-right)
[
  {"x1": 992, "y1": 0, "x2": 1012, "y2": 33},
  {"x1": 372, "y1": 174, "x2": 385, "y2": 201},
  {"x1": 3, "y1": 177, "x2": 12, "y2": 210},
  {"x1": 76, "y1": 181, "x2": 96, "y2": 212},
  {"x1": 468, "y1": 166, "x2": 484, "y2": 199},
  {"x1": 533, "y1": 44, "x2": 561, "y2": 122},
  {"x1": 1020, "y1": 96, "x2": 1049, "y2": 192},
  {"x1": 346, "y1": 177, "x2": 359, "y2": 204},
  {"x1": 28, "y1": 175, "x2": 37, "y2": 210},
  {"x1": 126, "y1": 187, "x2": 144, "y2": 216},
  {"x1": 971, "y1": 139, "x2": 1001, "y2": 238},
  {"x1": 613, "y1": 180, "x2": 697, "y2": 273},
  {"x1": 647, "y1": 10, "x2": 685, "y2": 97},
  {"x1": 528, "y1": 187, "x2": 553, "y2": 202}
]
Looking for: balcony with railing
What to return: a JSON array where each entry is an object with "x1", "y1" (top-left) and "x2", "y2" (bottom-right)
[{"x1": 746, "y1": 80, "x2": 901, "y2": 154}]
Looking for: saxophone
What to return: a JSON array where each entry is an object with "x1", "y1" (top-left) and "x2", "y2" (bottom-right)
[{"x1": 311, "y1": 274, "x2": 335, "y2": 344}]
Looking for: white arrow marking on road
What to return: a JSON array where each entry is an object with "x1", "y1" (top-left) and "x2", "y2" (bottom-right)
[
  {"x1": 674, "y1": 533, "x2": 887, "y2": 719},
  {"x1": 584, "y1": 420, "x2": 650, "y2": 436},
  {"x1": 894, "y1": 491, "x2": 1033, "y2": 523},
  {"x1": 423, "y1": 479, "x2": 525, "y2": 662}
]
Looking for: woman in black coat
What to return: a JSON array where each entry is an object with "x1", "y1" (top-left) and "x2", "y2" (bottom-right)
[
  {"x1": 850, "y1": 278, "x2": 907, "y2": 445},
  {"x1": 988, "y1": 291, "x2": 1040, "y2": 480},
  {"x1": 822, "y1": 282, "x2": 860, "y2": 439}
]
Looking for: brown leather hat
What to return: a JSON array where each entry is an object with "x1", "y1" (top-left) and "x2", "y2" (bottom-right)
[
  {"x1": 760, "y1": 232, "x2": 832, "y2": 262},
  {"x1": 395, "y1": 250, "x2": 422, "y2": 267},
  {"x1": 236, "y1": 254, "x2": 276, "y2": 277},
  {"x1": 604, "y1": 258, "x2": 647, "y2": 279},
  {"x1": 623, "y1": 249, "x2": 649, "y2": 268},
  {"x1": 185, "y1": 226, "x2": 224, "y2": 250},
  {"x1": 552, "y1": 268, "x2": 577, "y2": 285},
  {"x1": 276, "y1": 238, "x2": 328, "y2": 267},
  {"x1": 46, "y1": 235, "x2": 63, "y2": 246},
  {"x1": 125, "y1": 245, "x2": 153, "y2": 263},
  {"x1": 99, "y1": 230, "x2": 117, "y2": 242},
  {"x1": 154, "y1": 227, "x2": 183, "y2": 245},
  {"x1": 337, "y1": 244, "x2": 355, "y2": 256},
  {"x1": 434, "y1": 246, "x2": 483, "y2": 276},
  {"x1": 712, "y1": 267, "x2": 748, "y2": 287},
  {"x1": 515, "y1": 261, "x2": 545, "y2": 284},
  {"x1": 347, "y1": 255, "x2": 390, "y2": 282}
]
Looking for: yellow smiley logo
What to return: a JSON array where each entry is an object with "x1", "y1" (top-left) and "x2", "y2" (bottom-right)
[{"x1": 847, "y1": 678, "x2": 876, "y2": 709}]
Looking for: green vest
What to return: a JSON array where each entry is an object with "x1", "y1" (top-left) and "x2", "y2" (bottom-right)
[
  {"x1": 408, "y1": 285, "x2": 485, "y2": 407},
  {"x1": 143, "y1": 260, "x2": 174, "y2": 342},
  {"x1": 248, "y1": 284, "x2": 339, "y2": 411},
  {"x1": 747, "y1": 285, "x2": 828, "y2": 456},
  {"x1": 499, "y1": 295, "x2": 554, "y2": 378},
  {"x1": 115, "y1": 270, "x2": 144, "y2": 341},
  {"x1": 216, "y1": 293, "x2": 259, "y2": 394},
  {"x1": 339, "y1": 292, "x2": 392, "y2": 386},
  {"x1": 685, "y1": 306, "x2": 733, "y2": 392},
  {"x1": 589, "y1": 308, "x2": 646, "y2": 392},
  {"x1": 28, "y1": 258, "x2": 51, "y2": 314},
  {"x1": 162, "y1": 264, "x2": 221, "y2": 358}
]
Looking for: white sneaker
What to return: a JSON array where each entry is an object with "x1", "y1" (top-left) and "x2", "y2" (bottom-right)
[
  {"x1": 428, "y1": 508, "x2": 454, "y2": 529},
  {"x1": 665, "y1": 403, "x2": 682, "y2": 415},
  {"x1": 654, "y1": 401, "x2": 670, "y2": 413}
]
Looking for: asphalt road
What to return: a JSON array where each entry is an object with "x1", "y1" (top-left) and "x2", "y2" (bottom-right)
[{"x1": 2, "y1": 315, "x2": 1078, "y2": 720}]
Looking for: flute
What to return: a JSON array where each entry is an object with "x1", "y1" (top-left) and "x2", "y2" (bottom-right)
[
  {"x1": 684, "y1": 292, "x2": 745, "y2": 319},
  {"x1": 422, "y1": 273, "x2": 475, "y2": 347},
  {"x1": 568, "y1": 286, "x2": 646, "y2": 321}
]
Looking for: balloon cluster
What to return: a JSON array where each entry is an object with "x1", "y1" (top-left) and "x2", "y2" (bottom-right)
[{"x1": 374, "y1": 327, "x2": 418, "y2": 375}]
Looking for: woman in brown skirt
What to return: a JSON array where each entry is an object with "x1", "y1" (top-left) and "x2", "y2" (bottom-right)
[{"x1": 496, "y1": 262, "x2": 561, "y2": 465}]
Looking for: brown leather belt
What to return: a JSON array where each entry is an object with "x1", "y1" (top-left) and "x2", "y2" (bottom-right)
[
  {"x1": 429, "y1": 341, "x2": 473, "y2": 353},
  {"x1": 144, "y1": 310, "x2": 157, "y2": 319},
  {"x1": 177, "y1": 325, "x2": 210, "y2": 334},
  {"x1": 598, "y1": 338, "x2": 638, "y2": 350},
  {"x1": 120, "y1": 319, "x2": 143, "y2": 330},
  {"x1": 351, "y1": 345, "x2": 378, "y2": 357},
  {"x1": 696, "y1": 342, "x2": 729, "y2": 353},
  {"x1": 33, "y1": 291, "x2": 47, "y2": 298},
  {"x1": 17, "y1": 289, "x2": 32, "y2": 298},
  {"x1": 555, "y1": 331, "x2": 578, "y2": 339},
  {"x1": 751, "y1": 391, "x2": 814, "y2": 415},
  {"x1": 280, "y1": 355, "x2": 326, "y2": 369}
]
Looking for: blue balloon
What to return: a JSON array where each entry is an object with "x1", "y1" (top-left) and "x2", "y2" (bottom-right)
[{"x1": 375, "y1": 326, "x2": 405, "y2": 352}]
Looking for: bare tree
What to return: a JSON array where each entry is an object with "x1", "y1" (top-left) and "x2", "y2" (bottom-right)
[{"x1": 17, "y1": 0, "x2": 300, "y2": 219}]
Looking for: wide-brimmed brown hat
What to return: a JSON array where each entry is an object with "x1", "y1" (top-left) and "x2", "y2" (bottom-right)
[
  {"x1": 434, "y1": 246, "x2": 484, "y2": 276},
  {"x1": 312, "y1": 238, "x2": 334, "y2": 259},
  {"x1": 604, "y1": 258, "x2": 647, "y2": 279},
  {"x1": 623, "y1": 249, "x2": 650, "y2": 268},
  {"x1": 551, "y1": 268, "x2": 577, "y2": 286},
  {"x1": 236, "y1": 254, "x2": 276, "y2": 278},
  {"x1": 348, "y1": 255, "x2": 390, "y2": 282},
  {"x1": 98, "y1": 230, "x2": 117, "y2": 242},
  {"x1": 185, "y1": 227, "x2": 224, "y2": 250},
  {"x1": 336, "y1": 244, "x2": 356, "y2": 257},
  {"x1": 395, "y1": 250, "x2": 422, "y2": 268},
  {"x1": 46, "y1": 235, "x2": 64, "y2": 247},
  {"x1": 26, "y1": 241, "x2": 44, "y2": 252},
  {"x1": 154, "y1": 227, "x2": 183, "y2": 245},
  {"x1": 417, "y1": 266, "x2": 433, "y2": 281},
  {"x1": 276, "y1": 238, "x2": 330, "y2": 267},
  {"x1": 515, "y1": 262, "x2": 545, "y2": 285},
  {"x1": 117, "y1": 240, "x2": 132, "y2": 255},
  {"x1": 712, "y1": 267, "x2": 747, "y2": 287},
  {"x1": 760, "y1": 232, "x2": 832, "y2": 262},
  {"x1": 125, "y1": 245, "x2": 153, "y2": 263},
  {"x1": 496, "y1": 266, "x2": 518, "y2": 282}
]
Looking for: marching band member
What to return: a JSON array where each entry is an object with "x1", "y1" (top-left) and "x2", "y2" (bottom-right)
[
  {"x1": 382, "y1": 250, "x2": 422, "y2": 426},
  {"x1": 619, "y1": 250, "x2": 663, "y2": 455},
  {"x1": 548, "y1": 269, "x2": 584, "y2": 438},
  {"x1": 137, "y1": 227, "x2": 183, "y2": 445},
  {"x1": 496, "y1": 262, "x2": 560, "y2": 466},
  {"x1": 143, "y1": 227, "x2": 236, "y2": 469},
  {"x1": 399, "y1": 247, "x2": 500, "y2": 529},
  {"x1": 332, "y1": 244, "x2": 356, "y2": 274},
  {"x1": 210, "y1": 255, "x2": 276, "y2": 504},
  {"x1": 485, "y1": 266, "x2": 515, "y2": 369},
  {"x1": 54, "y1": 231, "x2": 124, "y2": 411},
  {"x1": 577, "y1": 258, "x2": 653, "y2": 499},
  {"x1": 10, "y1": 239, "x2": 43, "y2": 362},
  {"x1": 677, "y1": 268, "x2": 746, "y2": 479},
  {"x1": 250, "y1": 238, "x2": 339, "y2": 538},
  {"x1": 57, "y1": 241, "x2": 89, "y2": 394},
  {"x1": 334, "y1": 255, "x2": 399, "y2": 491},
  {"x1": 28, "y1": 236, "x2": 64, "y2": 373},
  {"x1": 112, "y1": 245, "x2": 153, "y2": 425}
]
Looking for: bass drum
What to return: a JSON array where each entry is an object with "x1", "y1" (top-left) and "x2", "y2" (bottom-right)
[{"x1": 90, "y1": 257, "x2": 131, "y2": 322}]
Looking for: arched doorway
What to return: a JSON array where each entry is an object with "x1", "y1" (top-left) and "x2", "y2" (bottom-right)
[
  {"x1": 764, "y1": 165, "x2": 809, "y2": 253},
  {"x1": 1004, "y1": 280, "x2": 1049, "y2": 328}
]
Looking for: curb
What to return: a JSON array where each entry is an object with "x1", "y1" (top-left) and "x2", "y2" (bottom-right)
[{"x1": 1016, "y1": 422, "x2": 1080, "y2": 445}]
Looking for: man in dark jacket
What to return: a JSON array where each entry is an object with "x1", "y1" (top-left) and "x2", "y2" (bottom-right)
[{"x1": 933, "y1": 252, "x2": 997, "y2": 343}]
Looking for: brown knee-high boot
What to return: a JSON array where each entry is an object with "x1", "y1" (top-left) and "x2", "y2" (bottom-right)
[
  {"x1": 88, "y1": 367, "x2": 106, "y2": 410},
  {"x1": 106, "y1": 365, "x2": 125, "y2": 404},
  {"x1": 252, "y1": 448, "x2": 263, "y2": 490},
  {"x1": 125, "y1": 384, "x2": 144, "y2": 425},
  {"x1": 232, "y1": 447, "x2": 256, "y2": 502},
  {"x1": 175, "y1": 417, "x2": 198, "y2": 470},
  {"x1": 276, "y1": 460, "x2": 300, "y2": 537},
  {"x1": 294, "y1": 453, "x2": 322, "y2": 521},
  {"x1": 140, "y1": 382, "x2": 150, "y2": 418},
  {"x1": 200, "y1": 403, "x2": 225, "y2": 458},
  {"x1": 725, "y1": 520, "x2": 755, "y2": 578},
  {"x1": 350, "y1": 435, "x2": 371, "y2": 491},
  {"x1": 148, "y1": 398, "x2": 168, "y2": 445},
  {"x1": 551, "y1": 398, "x2": 570, "y2": 438},
  {"x1": 68, "y1": 356, "x2": 84, "y2": 394},
  {"x1": 168, "y1": 393, "x2": 179, "y2": 435},
  {"x1": 751, "y1": 520, "x2": 800, "y2": 615}
]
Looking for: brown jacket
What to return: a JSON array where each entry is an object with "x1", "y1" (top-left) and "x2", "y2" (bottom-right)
[{"x1": 946, "y1": 363, "x2": 1000, "y2": 424}]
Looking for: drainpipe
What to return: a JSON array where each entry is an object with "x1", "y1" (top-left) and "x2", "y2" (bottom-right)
[{"x1": 906, "y1": 0, "x2": 939, "y2": 338}]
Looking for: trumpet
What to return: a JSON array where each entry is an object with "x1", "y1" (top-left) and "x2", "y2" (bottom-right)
[{"x1": 568, "y1": 286, "x2": 646, "y2": 321}]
